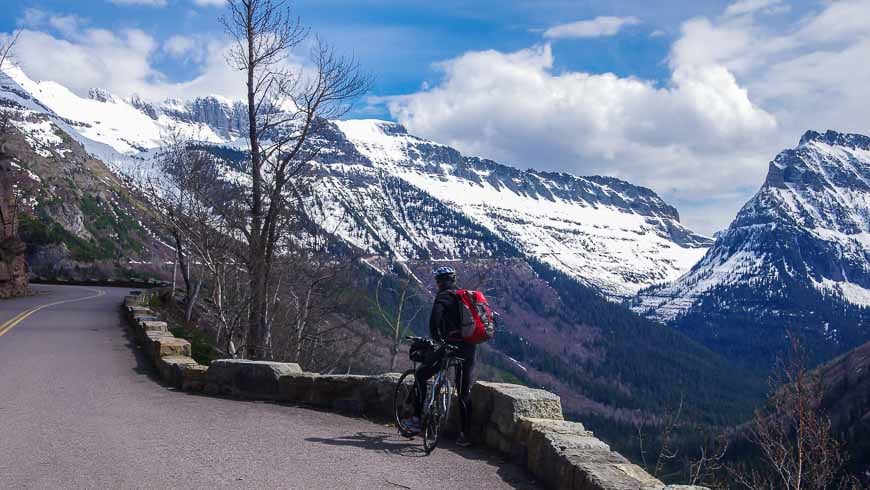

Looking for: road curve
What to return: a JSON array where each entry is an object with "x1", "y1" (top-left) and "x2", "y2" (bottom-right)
[{"x1": 0, "y1": 285, "x2": 538, "y2": 489}]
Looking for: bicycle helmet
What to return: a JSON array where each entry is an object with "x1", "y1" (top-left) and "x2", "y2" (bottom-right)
[{"x1": 433, "y1": 266, "x2": 456, "y2": 286}]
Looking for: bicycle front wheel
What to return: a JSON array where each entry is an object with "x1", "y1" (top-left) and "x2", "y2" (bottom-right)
[
  {"x1": 423, "y1": 376, "x2": 452, "y2": 454},
  {"x1": 394, "y1": 369, "x2": 418, "y2": 438}
]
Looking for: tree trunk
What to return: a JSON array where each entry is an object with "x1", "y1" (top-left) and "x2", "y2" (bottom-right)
[
  {"x1": 244, "y1": 0, "x2": 266, "y2": 360},
  {"x1": 185, "y1": 280, "x2": 201, "y2": 324},
  {"x1": 389, "y1": 347, "x2": 398, "y2": 372}
]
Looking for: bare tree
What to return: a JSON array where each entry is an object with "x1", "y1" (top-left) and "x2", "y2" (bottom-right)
[
  {"x1": 727, "y1": 335, "x2": 859, "y2": 490},
  {"x1": 222, "y1": 0, "x2": 370, "y2": 359},
  {"x1": 373, "y1": 267, "x2": 425, "y2": 371},
  {"x1": 0, "y1": 31, "x2": 20, "y2": 133},
  {"x1": 0, "y1": 31, "x2": 19, "y2": 75},
  {"x1": 633, "y1": 394, "x2": 686, "y2": 482}
]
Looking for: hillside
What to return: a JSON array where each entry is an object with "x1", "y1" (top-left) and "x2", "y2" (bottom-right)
[{"x1": 814, "y1": 340, "x2": 870, "y2": 478}]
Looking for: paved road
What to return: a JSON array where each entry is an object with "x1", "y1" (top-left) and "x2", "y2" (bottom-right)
[{"x1": 0, "y1": 285, "x2": 538, "y2": 489}]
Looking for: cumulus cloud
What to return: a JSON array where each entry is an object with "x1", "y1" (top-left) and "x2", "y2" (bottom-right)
[
  {"x1": 385, "y1": 0, "x2": 870, "y2": 233},
  {"x1": 543, "y1": 16, "x2": 641, "y2": 39},
  {"x1": 19, "y1": 8, "x2": 87, "y2": 37},
  {"x1": 9, "y1": 10, "x2": 247, "y2": 102},
  {"x1": 163, "y1": 34, "x2": 204, "y2": 60}
]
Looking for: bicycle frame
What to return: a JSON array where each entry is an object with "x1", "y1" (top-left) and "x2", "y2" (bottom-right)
[{"x1": 423, "y1": 353, "x2": 463, "y2": 418}]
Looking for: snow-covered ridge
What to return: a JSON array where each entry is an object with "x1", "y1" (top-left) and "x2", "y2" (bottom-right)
[
  {"x1": 1, "y1": 65, "x2": 711, "y2": 297},
  {"x1": 636, "y1": 129, "x2": 870, "y2": 320},
  {"x1": 324, "y1": 119, "x2": 710, "y2": 297},
  {"x1": 2, "y1": 65, "x2": 234, "y2": 154}
]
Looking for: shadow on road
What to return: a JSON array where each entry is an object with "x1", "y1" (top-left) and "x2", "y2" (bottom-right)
[
  {"x1": 306, "y1": 431, "x2": 539, "y2": 489},
  {"x1": 305, "y1": 431, "x2": 428, "y2": 458}
]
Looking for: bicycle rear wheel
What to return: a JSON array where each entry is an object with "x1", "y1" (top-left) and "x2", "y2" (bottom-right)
[
  {"x1": 423, "y1": 376, "x2": 452, "y2": 454},
  {"x1": 394, "y1": 369, "x2": 419, "y2": 438}
]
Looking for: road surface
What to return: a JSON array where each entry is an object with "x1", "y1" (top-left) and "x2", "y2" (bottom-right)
[{"x1": 0, "y1": 285, "x2": 538, "y2": 489}]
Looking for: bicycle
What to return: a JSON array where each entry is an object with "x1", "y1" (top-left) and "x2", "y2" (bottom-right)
[{"x1": 394, "y1": 336, "x2": 465, "y2": 454}]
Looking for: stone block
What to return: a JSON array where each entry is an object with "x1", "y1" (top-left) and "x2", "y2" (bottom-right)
[
  {"x1": 515, "y1": 416, "x2": 670, "y2": 490},
  {"x1": 279, "y1": 372, "x2": 318, "y2": 402},
  {"x1": 308, "y1": 375, "x2": 368, "y2": 413},
  {"x1": 133, "y1": 314, "x2": 160, "y2": 324},
  {"x1": 138, "y1": 320, "x2": 169, "y2": 334},
  {"x1": 151, "y1": 337, "x2": 191, "y2": 360},
  {"x1": 358, "y1": 373, "x2": 402, "y2": 418},
  {"x1": 206, "y1": 359, "x2": 302, "y2": 400},
  {"x1": 181, "y1": 364, "x2": 208, "y2": 392},
  {"x1": 142, "y1": 331, "x2": 171, "y2": 359},
  {"x1": 470, "y1": 381, "x2": 563, "y2": 447},
  {"x1": 126, "y1": 306, "x2": 151, "y2": 320},
  {"x1": 278, "y1": 373, "x2": 400, "y2": 418},
  {"x1": 159, "y1": 356, "x2": 198, "y2": 387}
]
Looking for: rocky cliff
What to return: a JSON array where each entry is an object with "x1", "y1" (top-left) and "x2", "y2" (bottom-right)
[
  {"x1": 635, "y1": 130, "x2": 870, "y2": 370},
  {"x1": 0, "y1": 142, "x2": 28, "y2": 297}
]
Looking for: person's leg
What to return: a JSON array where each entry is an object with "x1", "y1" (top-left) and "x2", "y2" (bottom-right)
[
  {"x1": 456, "y1": 344, "x2": 477, "y2": 437},
  {"x1": 414, "y1": 363, "x2": 438, "y2": 417}
]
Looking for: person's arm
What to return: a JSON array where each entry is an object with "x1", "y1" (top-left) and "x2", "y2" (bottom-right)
[{"x1": 429, "y1": 292, "x2": 448, "y2": 342}]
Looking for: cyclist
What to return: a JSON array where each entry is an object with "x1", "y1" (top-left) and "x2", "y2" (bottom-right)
[{"x1": 403, "y1": 266, "x2": 476, "y2": 448}]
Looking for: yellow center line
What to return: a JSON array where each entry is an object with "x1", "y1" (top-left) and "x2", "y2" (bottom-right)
[{"x1": 0, "y1": 288, "x2": 106, "y2": 338}]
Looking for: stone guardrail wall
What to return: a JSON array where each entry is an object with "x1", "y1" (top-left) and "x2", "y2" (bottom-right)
[{"x1": 123, "y1": 291, "x2": 706, "y2": 490}]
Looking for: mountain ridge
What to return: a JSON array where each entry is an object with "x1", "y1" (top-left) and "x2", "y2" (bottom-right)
[
  {"x1": 634, "y1": 129, "x2": 870, "y2": 369},
  {"x1": 2, "y1": 64, "x2": 711, "y2": 297}
]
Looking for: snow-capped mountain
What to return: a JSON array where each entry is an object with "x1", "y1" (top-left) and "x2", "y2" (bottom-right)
[
  {"x1": 306, "y1": 119, "x2": 710, "y2": 296},
  {"x1": 635, "y1": 130, "x2": 870, "y2": 368},
  {"x1": 0, "y1": 65, "x2": 710, "y2": 297},
  {"x1": 0, "y1": 64, "x2": 765, "y2": 435}
]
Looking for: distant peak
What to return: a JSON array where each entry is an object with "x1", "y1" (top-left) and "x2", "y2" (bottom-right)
[
  {"x1": 798, "y1": 130, "x2": 822, "y2": 146},
  {"x1": 338, "y1": 119, "x2": 407, "y2": 134},
  {"x1": 798, "y1": 129, "x2": 870, "y2": 150},
  {"x1": 87, "y1": 88, "x2": 118, "y2": 104}
]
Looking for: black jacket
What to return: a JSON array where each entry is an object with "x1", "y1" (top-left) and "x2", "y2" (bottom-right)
[{"x1": 429, "y1": 286, "x2": 463, "y2": 343}]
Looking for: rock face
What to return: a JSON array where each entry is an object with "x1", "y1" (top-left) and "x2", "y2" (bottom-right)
[
  {"x1": 0, "y1": 143, "x2": 29, "y2": 298},
  {"x1": 635, "y1": 130, "x2": 870, "y2": 369},
  {"x1": 160, "y1": 96, "x2": 247, "y2": 138}
]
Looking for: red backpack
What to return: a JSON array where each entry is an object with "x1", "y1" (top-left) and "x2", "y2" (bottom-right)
[{"x1": 456, "y1": 289, "x2": 496, "y2": 344}]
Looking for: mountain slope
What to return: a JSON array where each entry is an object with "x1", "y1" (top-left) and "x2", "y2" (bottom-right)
[
  {"x1": 3, "y1": 65, "x2": 710, "y2": 297},
  {"x1": 635, "y1": 130, "x2": 870, "y2": 369},
  {"x1": 1, "y1": 65, "x2": 764, "y2": 448},
  {"x1": 312, "y1": 119, "x2": 710, "y2": 297},
  {"x1": 814, "y1": 340, "x2": 870, "y2": 480}
]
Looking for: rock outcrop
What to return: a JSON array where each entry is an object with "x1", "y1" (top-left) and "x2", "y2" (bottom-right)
[{"x1": 0, "y1": 142, "x2": 29, "y2": 298}]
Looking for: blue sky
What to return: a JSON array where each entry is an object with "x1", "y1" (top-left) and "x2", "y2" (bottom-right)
[
  {"x1": 0, "y1": 0, "x2": 724, "y2": 108},
  {"x1": 1, "y1": 0, "x2": 868, "y2": 234}
]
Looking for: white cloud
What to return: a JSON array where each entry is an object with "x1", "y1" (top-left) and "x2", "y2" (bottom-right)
[
  {"x1": 10, "y1": 18, "x2": 246, "y2": 102},
  {"x1": 543, "y1": 16, "x2": 641, "y2": 39},
  {"x1": 19, "y1": 8, "x2": 87, "y2": 37},
  {"x1": 8, "y1": 8, "x2": 312, "y2": 104},
  {"x1": 385, "y1": 0, "x2": 870, "y2": 234},
  {"x1": 192, "y1": 0, "x2": 226, "y2": 6},
  {"x1": 108, "y1": 0, "x2": 169, "y2": 6},
  {"x1": 163, "y1": 34, "x2": 201, "y2": 59},
  {"x1": 723, "y1": 0, "x2": 788, "y2": 18}
]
